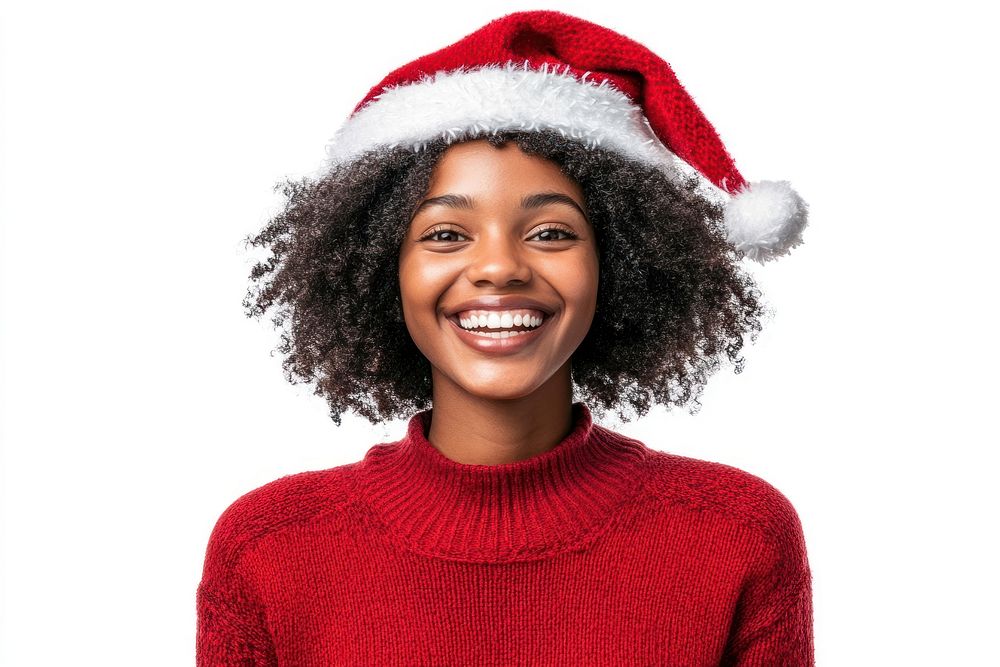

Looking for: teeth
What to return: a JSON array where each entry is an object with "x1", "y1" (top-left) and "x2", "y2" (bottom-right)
[
  {"x1": 464, "y1": 330, "x2": 531, "y2": 338},
  {"x1": 457, "y1": 309, "x2": 546, "y2": 331}
]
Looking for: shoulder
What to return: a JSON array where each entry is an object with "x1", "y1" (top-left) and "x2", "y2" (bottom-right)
[
  {"x1": 645, "y1": 449, "x2": 806, "y2": 545},
  {"x1": 200, "y1": 462, "x2": 359, "y2": 580},
  {"x1": 644, "y1": 450, "x2": 812, "y2": 607}
]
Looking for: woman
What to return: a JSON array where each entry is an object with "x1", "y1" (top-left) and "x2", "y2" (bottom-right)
[{"x1": 197, "y1": 10, "x2": 813, "y2": 666}]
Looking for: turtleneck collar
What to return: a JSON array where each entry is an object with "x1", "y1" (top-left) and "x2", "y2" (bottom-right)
[{"x1": 353, "y1": 401, "x2": 654, "y2": 562}]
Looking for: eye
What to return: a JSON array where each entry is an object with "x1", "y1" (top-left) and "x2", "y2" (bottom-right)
[
  {"x1": 418, "y1": 226, "x2": 468, "y2": 243},
  {"x1": 530, "y1": 225, "x2": 579, "y2": 242}
]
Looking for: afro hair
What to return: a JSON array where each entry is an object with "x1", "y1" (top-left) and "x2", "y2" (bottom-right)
[{"x1": 242, "y1": 129, "x2": 770, "y2": 426}]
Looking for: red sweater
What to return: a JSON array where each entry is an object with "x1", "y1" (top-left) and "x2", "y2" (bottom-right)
[{"x1": 197, "y1": 402, "x2": 814, "y2": 666}]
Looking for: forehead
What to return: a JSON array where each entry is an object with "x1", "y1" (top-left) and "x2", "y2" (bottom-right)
[{"x1": 423, "y1": 140, "x2": 585, "y2": 200}]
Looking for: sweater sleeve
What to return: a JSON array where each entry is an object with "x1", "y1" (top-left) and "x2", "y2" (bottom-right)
[
  {"x1": 196, "y1": 569, "x2": 277, "y2": 666},
  {"x1": 720, "y1": 497, "x2": 815, "y2": 666},
  {"x1": 196, "y1": 495, "x2": 278, "y2": 667}
]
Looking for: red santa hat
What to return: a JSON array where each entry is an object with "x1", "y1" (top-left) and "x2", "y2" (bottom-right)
[{"x1": 323, "y1": 10, "x2": 808, "y2": 264}]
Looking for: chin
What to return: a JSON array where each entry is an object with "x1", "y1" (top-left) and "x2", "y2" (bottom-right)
[
  {"x1": 442, "y1": 373, "x2": 547, "y2": 402},
  {"x1": 461, "y1": 384, "x2": 539, "y2": 402}
]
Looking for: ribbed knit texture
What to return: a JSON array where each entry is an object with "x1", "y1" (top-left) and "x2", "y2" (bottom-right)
[{"x1": 197, "y1": 402, "x2": 814, "y2": 666}]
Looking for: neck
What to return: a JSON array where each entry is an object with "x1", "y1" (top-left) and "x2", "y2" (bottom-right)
[{"x1": 428, "y1": 365, "x2": 574, "y2": 465}]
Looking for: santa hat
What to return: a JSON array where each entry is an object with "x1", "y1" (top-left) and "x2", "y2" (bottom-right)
[{"x1": 323, "y1": 10, "x2": 808, "y2": 264}]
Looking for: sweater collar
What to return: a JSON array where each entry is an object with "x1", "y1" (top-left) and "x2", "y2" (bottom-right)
[{"x1": 354, "y1": 401, "x2": 653, "y2": 562}]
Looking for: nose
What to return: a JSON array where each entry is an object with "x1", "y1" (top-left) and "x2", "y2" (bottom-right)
[{"x1": 464, "y1": 226, "x2": 532, "y2": 287}]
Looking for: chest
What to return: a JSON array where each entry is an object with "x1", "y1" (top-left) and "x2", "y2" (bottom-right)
[{"x1": 251, "y1": 506, "x2": 749, "y2": 666}]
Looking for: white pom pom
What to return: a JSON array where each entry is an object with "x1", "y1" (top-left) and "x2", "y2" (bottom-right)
[{"x1": 723, "y1": 180, "x2": 809, "y2": 264}]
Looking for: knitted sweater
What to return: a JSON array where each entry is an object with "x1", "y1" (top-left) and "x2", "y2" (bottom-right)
[{"x1": 196, "y1": 402, "x2": 814, "y2": 666}]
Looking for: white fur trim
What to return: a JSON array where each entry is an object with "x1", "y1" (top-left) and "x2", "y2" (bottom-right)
[
  {"x1": 323, "y1": 61, "x2": 696, "y2": 188},
  {"x1": 322, "y1": 61, "x2": 808, "y2": 263},
  {"x1": 723, "y1": 180, "x2": 808, "y2": 264}
]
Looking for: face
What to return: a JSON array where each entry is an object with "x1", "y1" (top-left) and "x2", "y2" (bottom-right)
[{"x1": 397, "y1": 139, "x2": 600, "y2": 404}]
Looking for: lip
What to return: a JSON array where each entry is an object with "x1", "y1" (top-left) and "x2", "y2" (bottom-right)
[
  {"x1": 444, "y1": 295, "x2": 555, "y2": 318},
  {"x1": 446, "y1": 311, "x2": 554, "y2": 355}
]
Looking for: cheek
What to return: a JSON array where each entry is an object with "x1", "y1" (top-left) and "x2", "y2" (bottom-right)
[
  {"x1": 398, "y1": 254, "x2": 456, "y2": 312},
  {"x1": 551, "y1": 251, "x2": 600, "y2": 310}
]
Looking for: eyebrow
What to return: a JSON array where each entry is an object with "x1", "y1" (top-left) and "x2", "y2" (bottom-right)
[{"x1": 411, "y1": 191, "x2": 588, "y2": 221}]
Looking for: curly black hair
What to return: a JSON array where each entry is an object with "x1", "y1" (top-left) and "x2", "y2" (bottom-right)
[{"x1": 242, "y1": 129, "x2": 770, "y2": 426}]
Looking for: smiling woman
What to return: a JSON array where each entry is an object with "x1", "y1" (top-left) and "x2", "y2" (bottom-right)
[
  {"x1": 198, "y1": 9, "x2": 814, "y2": 666},
  {"x1": 399, "y1": 139, "x2": 602, "y2": 463}
]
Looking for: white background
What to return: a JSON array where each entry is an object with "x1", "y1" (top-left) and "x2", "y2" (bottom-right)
[{"x1": 2, "y1": 1, "x2": 997, "y2": 664}]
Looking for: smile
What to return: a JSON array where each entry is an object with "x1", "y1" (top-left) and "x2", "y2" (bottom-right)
[{"x1": 446, "y1": 313, "x2": 553, "y2": 355}]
